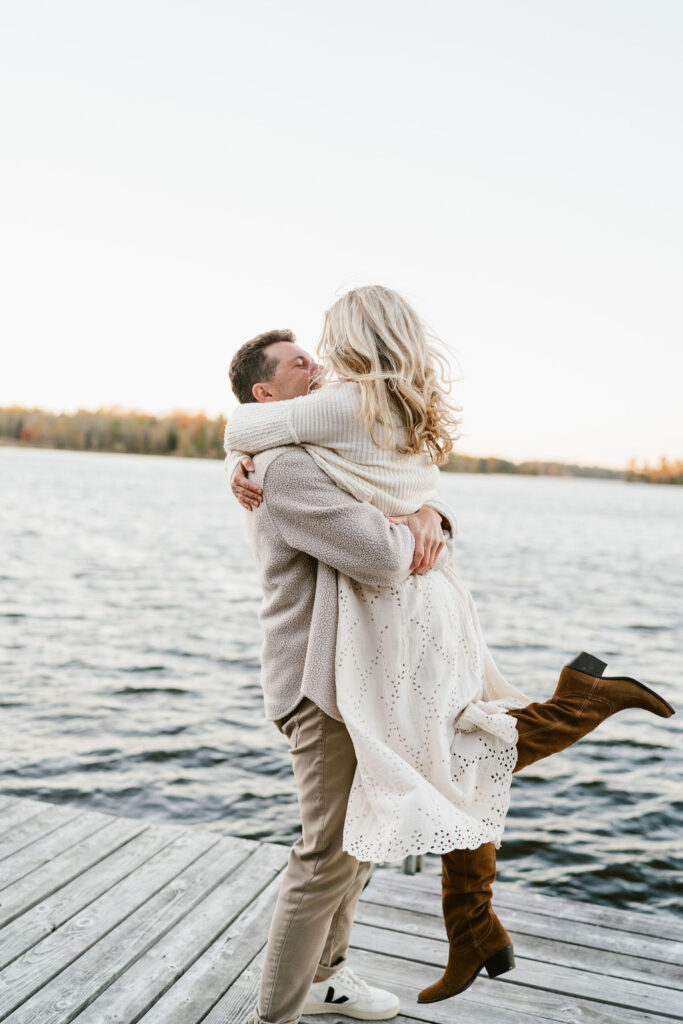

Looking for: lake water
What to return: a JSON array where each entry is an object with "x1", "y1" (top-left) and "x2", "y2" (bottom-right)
[{"x1": 1, "y1": 445, "x2": 681, "y2": 921}]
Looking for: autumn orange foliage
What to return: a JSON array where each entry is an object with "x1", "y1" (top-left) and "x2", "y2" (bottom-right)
[{"x1": 0, "y1": 406, "x2": 227, "y2": 459}]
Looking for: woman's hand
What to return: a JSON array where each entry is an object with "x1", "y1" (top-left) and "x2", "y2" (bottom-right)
[
  {"x1": 385, "y1": 506, "x2": 446, "y2": 574},
  {"x1": 231, "y1": 457, "x2": 263, "y2": 511}
]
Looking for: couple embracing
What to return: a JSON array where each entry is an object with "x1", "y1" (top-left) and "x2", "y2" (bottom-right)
[{"x1": 223, "y1": 285, "x2": 674, "y2": 1024}]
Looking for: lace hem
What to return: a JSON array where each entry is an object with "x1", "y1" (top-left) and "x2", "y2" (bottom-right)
[
  {"x1": 343, "y1": 827, "x2": 507, "y2": 864},
  {"x1": 343, "y1": 718, "x2": 519, "y2": 863}
]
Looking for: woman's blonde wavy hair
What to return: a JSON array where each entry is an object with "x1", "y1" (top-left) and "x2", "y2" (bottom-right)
[{"x1": 315, "y1": 285, "x2": 462, "y2": 465}]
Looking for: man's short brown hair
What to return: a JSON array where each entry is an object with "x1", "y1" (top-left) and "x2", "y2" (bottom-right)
[{"x1": 229, "y1": 329, "x2": 295, "y2": 404}]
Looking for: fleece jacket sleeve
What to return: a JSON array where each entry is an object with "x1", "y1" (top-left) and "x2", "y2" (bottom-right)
[{"x1": 262, "y1": 448, "x2": 415, "y2": 587}]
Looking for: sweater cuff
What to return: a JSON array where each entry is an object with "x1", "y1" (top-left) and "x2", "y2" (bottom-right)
[
  {"x1": 224, "y1": 449, "x2": 247, "y2": 482},
  {"x1": 225, "y1": 403, "x2": 298, "y2": 452},
  {"x1": 425, "y1": 497, "x2": 458, "y2": 538}
]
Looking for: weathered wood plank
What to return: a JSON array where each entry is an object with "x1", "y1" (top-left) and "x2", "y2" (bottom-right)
[
  {"x1": 133, "y1": 863, "x2": 285, "y2": 1024},
  {"x1": 2, "y1": 836, "x2": 254, "y2": 1024},
  {"x1": 370, "y1": 871, "x2": 683, "y2": 943},
  {"x1": 0, "y1": 829, "x2": 222, "y2": 1018},
  {"x1": 496, "y1": 903, "x2": 683, "y2": 970},
  {"x1": 354, "y1": 899, "x2": 683, "y2": 989},
  {"x1": 0, "y1": 810, "x2": 115, "y2": 890},
  {"x1": 0, "y1": 796, "x2": 48, "y2": 818},
  {"x1": 0, "y1": 819, "x2": 176, "y2": 967},
  {"x1": 0, "y1": 797, "x2": 51, "y2": 837},
  {"x1": 362, "y1": 875, "x2": 683, "y2": 965},
  {"x1": 0, "y1": 816, "x2": 163, "y2": 931},
  {"x1": 0, "y1": 802, "x2": 88, "y2": 868},
  {"x1": 199, "y1": 946, "x2": 266, "y2": 1024},
  {"x1": 348, "y1": 920, "x2": 682, "y2": 1019},
  {"x1": 347, "y1": 945, "x2": 673, "y2": 1024},
  {"x1": 0, "y1": 802, "x2": 83, "y2": 863},
  {"x1": 202, "y1": 944, "x2": 561, "y2": 1024},
  {"x1": 495, "y1": 886, "x2": 683, "y2": 943},
  {"x1": 75, "y1": 843, "x2": 289, "y2": 1024}
]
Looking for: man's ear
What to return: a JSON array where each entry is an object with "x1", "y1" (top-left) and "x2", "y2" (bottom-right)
[{"x1": 252, "y1": 381, "x2": 276, "y2": 403}]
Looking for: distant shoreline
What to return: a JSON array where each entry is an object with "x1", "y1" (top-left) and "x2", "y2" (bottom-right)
[{"x1": 1, "y1": 407, "x2": 680, "y2": 484}]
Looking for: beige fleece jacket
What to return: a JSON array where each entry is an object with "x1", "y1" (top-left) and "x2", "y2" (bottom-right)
[{"x1": 241, "y1": 445, "x2": 455, "y2": 722}]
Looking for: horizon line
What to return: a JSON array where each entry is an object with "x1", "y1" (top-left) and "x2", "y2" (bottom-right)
[{"x1": 0, "y1": 403, "x2": 678, "y2": 476}]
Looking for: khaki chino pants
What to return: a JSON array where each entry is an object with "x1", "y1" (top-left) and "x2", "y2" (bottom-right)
[{"x1": 252, "y1": 697, "x2": 373, "y2": 1024}]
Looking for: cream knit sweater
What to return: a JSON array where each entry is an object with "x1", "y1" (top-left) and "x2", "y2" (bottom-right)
[{"x1": 224, "y1": 382, "x2": 442, "y2": 516}]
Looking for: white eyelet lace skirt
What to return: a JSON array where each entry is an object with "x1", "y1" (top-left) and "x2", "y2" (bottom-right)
[{"x1": 337, "y1": 553, "x2": 532, "y2": 863}]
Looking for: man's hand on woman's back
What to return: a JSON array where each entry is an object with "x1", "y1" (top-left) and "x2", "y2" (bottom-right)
[{"x1": 232, "y1": 454, "x2": 445, "y2": 576}]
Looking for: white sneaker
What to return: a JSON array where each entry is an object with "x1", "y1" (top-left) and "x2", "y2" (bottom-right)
[{"x1": 301, "y1": 964, "x2": 400, "y2": 1020}]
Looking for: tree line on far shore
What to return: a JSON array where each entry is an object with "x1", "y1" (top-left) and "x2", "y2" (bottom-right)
[
  {"x1": 0, "y1": 405, "x2": 227, "y2": 459},
  {"x1": 1, "y1": 405, "x2": 681, "y2": 484}
]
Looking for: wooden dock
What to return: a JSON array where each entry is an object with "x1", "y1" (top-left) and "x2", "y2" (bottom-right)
[{"x1": 0, "y1": 794, "x2": 681, "y2": 1023}]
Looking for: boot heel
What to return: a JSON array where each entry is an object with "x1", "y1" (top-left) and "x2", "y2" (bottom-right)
[
  {"x1": 566, "y1": 651, "x2": 607, "y2": 677},
  {"x1": 484, "y1": 943, "x2": 515, "y2": 978}
]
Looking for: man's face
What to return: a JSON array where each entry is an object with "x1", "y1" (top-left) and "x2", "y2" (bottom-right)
[{"x1": 253, "y1": 342, "x2": 320, "y2": 402}]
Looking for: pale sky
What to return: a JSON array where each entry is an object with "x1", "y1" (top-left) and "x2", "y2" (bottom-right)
[{"x1": 2, "y1": 0, "x2": 681, "y2": 467}]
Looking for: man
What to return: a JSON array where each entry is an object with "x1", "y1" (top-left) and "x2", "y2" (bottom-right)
[{"x1": 225, "y1": 329, "x2": 452, "y2": 1024}]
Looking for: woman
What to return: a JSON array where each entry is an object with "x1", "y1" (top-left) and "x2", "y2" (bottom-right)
[{"x1": 225, "y1": 285, "x2": 675, "y2": 1002}]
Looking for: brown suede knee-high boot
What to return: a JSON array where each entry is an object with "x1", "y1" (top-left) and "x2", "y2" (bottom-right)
[
  {"x1": 417, "y1": 843, "x2": 515, "y2": 1003},
  {"x1": 509, "y1": 651, "x2": 675, "y2": 773},
  {"x1": 418, "y1": 652, "x2": 675, "y2": 1005}
]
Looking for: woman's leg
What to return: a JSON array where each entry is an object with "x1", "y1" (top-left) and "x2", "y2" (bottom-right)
[
  {"x1": 509, "y1": 652, "x2": 674, "y2": 773},
  {"x1": 419, "y1": 653, "x2": 675, "y2": 1004},
  {"x1": 417, "y1": 843, "x2": 514, "y2": 1003}
]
